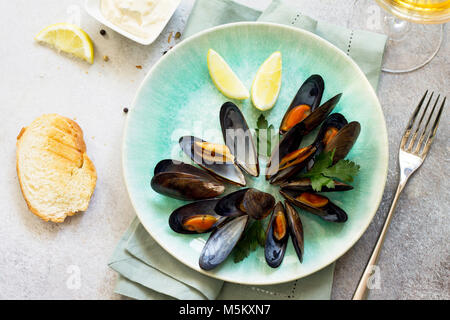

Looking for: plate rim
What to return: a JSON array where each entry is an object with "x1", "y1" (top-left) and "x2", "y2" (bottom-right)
[{"x1": 122, "y1": 21, "x2": 389, "y2": 285}]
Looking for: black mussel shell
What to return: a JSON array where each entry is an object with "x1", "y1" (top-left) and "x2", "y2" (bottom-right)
[
  {"x1": 154, "y1": 159, "x2": 214, "y2": 179},
  {"x1": 220, "y1": 102, "x2": 259, "y2": 177},
  {"x1": 281, "y1": 190, "x2": 348, "y2": 222},
  {"x1": 214, "y1": 189, "x2": 249, "y2": 217},
  {"x1": 169, "y1": 199, "x2": 224, "y2": 234},
  {"x1": 280, "y1": 178, "x2": 353, "y2": 192},
  {"x1": 266, "y1": 124, "x2": 307, "y2": 179},
  {"x1": 268, "y1": 112, "x2": 348, "y2": 184},
  {"x1": 279, "y1": 75, "x2": 324, "y2": 134},
  {"x1": 266, "y1": 97, "x2": 341, "y2": 182},
  {"x1": 242, "y1": 188, "x2": 276, "y2": 220},
  {"x1": 300, "y1": 94, "x2": 342, "y2": 136},
  {"x1": 314, "y1": 113, "x2": 348, "y2": 145},
  {"x1": 265, "y1": 202, "x2": 289, "y2": 268},
  {"x1": 305, "y1": 113, "x2": 348, "y2": 170},
  {"x1": 285, "y1": 201, "x2": 304, "y2": 263},
  {"x1": 269, "y1": 144, "x2": 318, "y2": 185},
  {"x1": 179, "y1": 136, "x2": 246, "y2": 186},
  {"x1": 199, "y1": 215, "x2": 249, "y2": 270},
  {"x1": 151, "y1": 172, "x2": 225, "y2": 201},
  {"x1": 324, "y1": 121, "x2": 361, "y2": 164},
  {"x1": 151, "y1": 160, "x2": 225, "y2": 200}
]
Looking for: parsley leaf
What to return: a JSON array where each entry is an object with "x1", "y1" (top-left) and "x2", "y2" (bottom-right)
[
  {"x1": 299, "y1": 149, "x2": 360, "y2": 191},
  {"x1": 323, "y1": 160, "x2": 360, "y2": 183},
  {"x1": 310, "y1": 175, "x2": 335, "y2": 192},
  {"x1": 301, "y1": 149, "x2": 335, "y2": 178},
  {"x1": 255, "y1": 115, "x2": 277, "y2": 157},
  {"x1": 257, "y1": 114, "x2": 268, "y2": 129},
  {"x1": 233, "y1": 220, "x2": 266, "y2": 263}
]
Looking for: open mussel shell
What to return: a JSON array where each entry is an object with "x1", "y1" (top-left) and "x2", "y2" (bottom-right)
[
  {"x1": 199, "y1": 215, "x2": 249, "y2": 270},
  {"x1": 280, "y1": 178, "x2": 353, "y2": 192},
  {"x1": 220, "y1": 102, "x2": 259, "y2": 177},
  {"x1": 242, "y1": 188, "x2": 276, "y2": 220},
  {"x1": 281, "y1": 190, "x2": 348, "y2": 222},
  {"x1": 268, "y1": 146, "x2": 318, "y2": 185},
  {"x1": 300, "y1": 94, "x2": 342, "y2": 137},
  {"x1": 266, "y1": 124, "x2": 307, "y2": 180},
  {"x1": 305, "y1": 113, "x2": 348, "y2": 170},
  {"x1": 265, "y1": 202, "x2": 289, "y2": 268},
  {"x1": 179, "y1": 136, "x2": 246, "y2": 186},
  {"x1": 324, "y1": 121, "x2": 361, "y2": 164},
  {"x1": 151, "y1": 160, "x2": 225, "y2": 200},
  {"x1": 268, "y1": 113, "x2": 346, "y2": 184},
  {"x1": 279, "y1": 75, "x2": 324, "y2": 134},
  {"x1": 314, "y1": 113, "x2": 348, "y2": 145},
  {"x1": 154, "y1": 159, "x2": 215, "y2": 178},
  {"x1": 169, "y1": 199, "x2": 225, "y2": 234},
  {"x1": 266, "y1": 97, "x2": 342, "y2": 183},
  {"x1": 214, "y1": 189, "x2": 249, "y2": 217},
  {"x1": 285, "y1": 201, "x2": 304, "y2": 263}
]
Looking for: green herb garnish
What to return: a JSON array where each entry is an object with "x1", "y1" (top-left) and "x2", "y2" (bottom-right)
[
  {"x1": 233, "y1": 220, "x2": 266, "y2": 263},
  {"x1": 300, "y1": 149, "x2": 360, "y2": 192},
  {"x1": 255, "y1": 114, "x2": 277, "y2": 157}
]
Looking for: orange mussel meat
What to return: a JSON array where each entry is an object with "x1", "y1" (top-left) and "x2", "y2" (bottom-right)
[
  {"x1": 183, "y1": 215, "x2": 219, "y2": 233},
  {"x1": 281, "y1": 104, "x2": 311, "y2": 132},
  {"x1": 296, "y1": 192, "x2": 329, "y2": 208}
]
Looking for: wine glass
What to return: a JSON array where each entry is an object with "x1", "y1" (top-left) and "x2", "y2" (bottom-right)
[{"x1": 351, "y1": 0, "x2": 450, "y2": 73}]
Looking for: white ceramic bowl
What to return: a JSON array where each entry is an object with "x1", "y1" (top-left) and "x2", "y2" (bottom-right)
[{"x1": 85, "y1": 0, "x2": 181, "y2": 45}]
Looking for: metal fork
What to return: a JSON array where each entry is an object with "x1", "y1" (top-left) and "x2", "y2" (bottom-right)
[{"x1": 352, "y1": 91, "x2": 446, "y2": 300}]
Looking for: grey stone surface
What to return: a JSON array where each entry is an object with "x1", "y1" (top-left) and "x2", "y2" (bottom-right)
[{"x1": 0, "y1": 0, "x2": 448, "y2": 300}]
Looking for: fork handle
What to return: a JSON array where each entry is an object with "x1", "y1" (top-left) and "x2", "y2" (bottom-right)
[{"x1": 352, "y1": 181, "x2": 406, "y2": 300}]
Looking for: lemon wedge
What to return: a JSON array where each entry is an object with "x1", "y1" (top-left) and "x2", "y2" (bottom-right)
[
  {"x1": 35, "y1": 23, "x2": 94, "y2": 64},
  {"x1": 207, "y1": 49, "x2": 249, "y2": 100},
  {"x1": 251, "y1": 51, "x2": 282, "y2": 111}
]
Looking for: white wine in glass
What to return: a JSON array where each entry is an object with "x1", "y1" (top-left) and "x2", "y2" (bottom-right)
[
  {"x1": 352, "y1": 0, "x2": 449, "y2": 73},
  {"x1": 375, "y1": 0, "x2": 450, "y2": 24}
]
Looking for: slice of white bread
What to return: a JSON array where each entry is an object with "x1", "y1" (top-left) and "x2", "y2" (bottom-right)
[{"x1": 16, "y1": 114, "x2": 97, "y2": 223}]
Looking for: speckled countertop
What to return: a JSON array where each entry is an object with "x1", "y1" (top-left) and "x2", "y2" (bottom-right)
[{"x1": 0, "y1": 0, "x2": 448, "y2": 300}]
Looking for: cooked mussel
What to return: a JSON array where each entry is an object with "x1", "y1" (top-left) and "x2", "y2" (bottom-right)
[
  {"x1": 242, "y1": 188, "x2": 276, "y2": 220},
  {"x1": 199, "y1": 215, "x2": 249, "y2": 270},
  {"x1": 220, "y1": 102, "x2": 259, "y2": 177},
  {"x1": 324, "y1": 121, "x2": 361, "y2": 164},
  {"x1": 285, "y1": 201, "x2": 304, "y2": 262},
  {"x1": 279, "y1": 75, "x2": 324, "y2": 134},
  {"x1": 265, "y1": 202, "x2": 289, "y2": 268},
  {"x1": 280, "y1": 178, "x2": 353, "y2": 192},
  {"x1": 169, "y1": 198, "x2": 225, "y2": 234},
  {"x1": 281, "y1": 190, "x2": 348, "y2": 222},
  {"x1": 297, "y1": 93, "x2": 343, "y2": 137},
  {"x1": 305, "y1": 113, "x2": 348, "y2": 170},
  {"x1": 214, "y1": 188, "x2": 249, "y2": 217},
  {"x1": 267, "y1": 113, "x2": 348, "y2": 184},
  {"x1": 151, "y1": 159, "x2": 225, "y2": 200},
  {"x1": 179, "y1": 136, "x2": 246, "y2": 186},
  {"x1": 154, "y1": 159, "x2": 204, "y2": 176},
  {"x1": 215, "y1": 188, "x2": 275, "y2": 220},
  {"x1": 267, "y1": 96, "x2": 342, "y2": 182}
]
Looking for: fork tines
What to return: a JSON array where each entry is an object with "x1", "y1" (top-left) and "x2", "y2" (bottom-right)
[{"x1": 401, "y1": 90, "x2": 446, "y2": 157}]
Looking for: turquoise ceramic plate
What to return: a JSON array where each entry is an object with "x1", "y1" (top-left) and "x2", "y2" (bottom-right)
[{"x1": 123, "y1": 22, "x2": 388, "y2": 285}]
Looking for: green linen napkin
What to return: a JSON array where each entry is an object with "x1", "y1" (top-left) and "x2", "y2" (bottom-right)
[{"x1": 109, "y1": 0, "x2": 387, "y2": 300}]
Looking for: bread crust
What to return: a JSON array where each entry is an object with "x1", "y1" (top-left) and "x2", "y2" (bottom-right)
[{"x1": 16, "y1": 114, "x2": 97, "y2": 223}]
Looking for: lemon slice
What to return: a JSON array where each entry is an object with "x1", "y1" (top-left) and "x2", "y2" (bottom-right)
[
  {"x1": 207, "y1": 49, "x2": 249, "y2": 100},
  {"x1": 35, "y1": 23, "x2": 94, "y2": 64},
  {"x1": 251, "y1": 51, "x2": 282, "y2": 111}
]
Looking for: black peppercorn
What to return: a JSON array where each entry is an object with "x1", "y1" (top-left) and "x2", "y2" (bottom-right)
[
  {"x1": 123, "y1": 108, "x2": 129, "y2": 113},
  {"x1": 100, "y1": 29, "x2": 106, "y2": 36}
]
